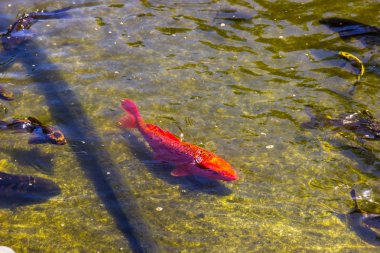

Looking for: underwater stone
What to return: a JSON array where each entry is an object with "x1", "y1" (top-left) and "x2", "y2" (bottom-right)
[{"x1": 0, "y1": 246, "x2": 16, "y2": 253}]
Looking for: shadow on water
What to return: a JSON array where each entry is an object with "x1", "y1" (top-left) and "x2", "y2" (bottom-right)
[
  {"x1": 0, "y1": 147, "x2": 54, "y2": 175},
  {"x1": 121, "y1": 131, "x2": 233, "y2": 196},
  {"x1": 0, "y1": 196, "x2": 53, "y2": 209},
  {"x1": 0, "y1": 10, "x2": 160, "y2": 253},
  {"x1": 329, "y1": 139, "x2": 380, "y2": 179},
  {"x1": 0, "y1": 171, "x2": 60, "y2": 209},
  {"x1": 336, "y1": 189, "x2": 380, "y2": 246}
]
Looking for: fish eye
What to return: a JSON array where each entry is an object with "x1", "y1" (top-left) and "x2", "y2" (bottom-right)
[
  {"x1": 53, "y1": 132, "x2": 62, "y2": 138},
  {"x1": 212, "y1": 171, "x2": 219, "y2": 175}
]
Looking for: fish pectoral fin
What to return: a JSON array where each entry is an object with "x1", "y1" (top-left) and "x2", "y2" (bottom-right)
[
  {"x1": 171, "y1": 165, "x2": 192, "y2": 177},
  {"x1": 28, "y1": 136, "x2": 47, "y2": 144},
  {"x1": 153, "y1": 150, "x2": 170, "y2": 161}
]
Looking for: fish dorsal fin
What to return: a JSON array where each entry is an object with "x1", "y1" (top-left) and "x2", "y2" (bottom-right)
[
  {"x1": 27, "y1": 117, "x2": 43, "y2": 126},
  {"x1": 171, "y1": 165, "x2": 192, "y2": 177},
  {"x1": 145, "y1": 123, "x2": 181, "y2": 142}
]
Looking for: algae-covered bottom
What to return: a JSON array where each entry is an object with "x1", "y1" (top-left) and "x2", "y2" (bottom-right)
[{"x1": 0, "y1": 0, "x2": 379, "y2": 252}]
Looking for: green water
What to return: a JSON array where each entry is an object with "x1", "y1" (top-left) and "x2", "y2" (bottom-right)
[{"x1": 0, "y1": 0, "x2": 379, "y2": 252}]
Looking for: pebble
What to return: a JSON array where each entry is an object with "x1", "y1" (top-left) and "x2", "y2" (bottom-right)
[
  {"x1": 156, "y1": 207, "x2": 163, "y2": 212},
  {"x1": 265, "y1": 145, "x2": 274, "y2": 149},
  {"x1": 0, "y1": 246, "x2": 16, "y2": 253}
]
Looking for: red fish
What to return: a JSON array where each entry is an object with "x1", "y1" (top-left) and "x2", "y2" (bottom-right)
[{"x1": 119, "y1": 99, "x2": 238, "y2": 181}]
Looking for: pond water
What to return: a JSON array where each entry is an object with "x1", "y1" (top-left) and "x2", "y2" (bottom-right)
[{"x1": 0, "y1": 0, "x2": 379, "y2": 252}]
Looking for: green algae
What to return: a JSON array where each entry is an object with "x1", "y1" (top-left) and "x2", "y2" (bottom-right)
[{"x1": 0, "y1": 0, "x2": 379, "y2": 252}]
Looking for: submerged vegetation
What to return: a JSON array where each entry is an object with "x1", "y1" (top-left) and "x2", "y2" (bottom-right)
[{"x1": 0, "y1": 0, "x2": 379, "y2": 252}]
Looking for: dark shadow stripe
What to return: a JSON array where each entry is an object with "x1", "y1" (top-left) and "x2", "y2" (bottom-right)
[{"x1": 1, "y1": 36, "x2": 160, "y2": 253}]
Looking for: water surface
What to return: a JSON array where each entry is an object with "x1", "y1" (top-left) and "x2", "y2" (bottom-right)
[{"x1": 0, "y1": 0, "x2": 379, "y2": 252}]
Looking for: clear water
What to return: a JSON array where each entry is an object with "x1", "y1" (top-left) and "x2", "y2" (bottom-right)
[{"x1": 0, "y1": 0, "x2": 379, "y2": 252}]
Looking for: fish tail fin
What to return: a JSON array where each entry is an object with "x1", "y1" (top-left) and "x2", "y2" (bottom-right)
[
  {"x1": 301, "y1": 106, "x2": 318, "y2": 129},
  {"x1": 119, "y1": 99, "x2": 142, "y2": 129},
  {"x1": 350, "y1": 189, "x2": 359, "y2": 210}
]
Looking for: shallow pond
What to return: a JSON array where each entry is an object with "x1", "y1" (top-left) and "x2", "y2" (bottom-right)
[{"x1": 0, "y1": 0, "x2": 379, "y2": 252}]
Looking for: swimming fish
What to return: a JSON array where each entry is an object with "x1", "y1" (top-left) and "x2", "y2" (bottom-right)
[
  {"x1": 214, "y1": 9, "x2": 254, "y2": 21},
  {"x1": 339, "y1": 51, "x2": 365, "y2": 81},
  {"x1": 119, "y1": 99, "x2": 238, "y2": 181},
  {"x1": 302, "y1": 107, "x2": 380, "y2": 141},
  {"x1": 1, "y1": 7, "x2": 72, "y2": 50},
  {"x1": 0, "y1": 86, "x2": 14, "y2": 101},
  {"x1": 342, "y1": 189, "x2": 380, "y2": 246},
  {"x1": 319, "y1": 17, "x2": 380, "y2": 46},
  {"x1": 0, "y1": 171, "x2": 60, "y2": 205},
  {"x1": 319, "y1": 18, "x2": 380, "y2": 38},
  {"x1": 0, "y1": 116, "x2": 66, "y2": 145}
]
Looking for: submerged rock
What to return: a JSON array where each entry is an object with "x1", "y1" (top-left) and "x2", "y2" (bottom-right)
[{"x1": 0, "y1": 246, "x2": 16, "y2": 253}]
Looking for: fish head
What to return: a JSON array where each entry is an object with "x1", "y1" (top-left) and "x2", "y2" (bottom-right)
[
  {"x1": 46, "y1": 128, "x2": 67, "y2": 145},
  {"x1": 26, "y1": 175, "x2": 61, "y2": 197},
  {"x1": 195, "y1": 155, "x2": 238, "y2": 181},
  {"x1": 39, "y1": 126, "x2": 67, "y2": 145}
]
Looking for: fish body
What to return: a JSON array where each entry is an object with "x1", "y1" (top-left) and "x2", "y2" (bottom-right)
[
  {"x1": 302, "y1": 107, "x2": 380, "y2": 140},
  {"x1": 328, "y1": 111, "x2": 380, "y2": 140},
  {"x1": 119, "y1": 99, "x2": 238, "y2": 181},
  {"x1": 1, "y1": 8, "x2": 71, "y2": 50},
  {"x1": 5, "y1": 9, "x2": 71, "y2": 35},
  {"x1": 215, "y1": 9, "x2": 253, "y2": 21},
  {"x1": 0, "y1": 117, "x2": 66, "y2": 145},
  {"x1": 319, "y1": 18, "x2": 380, "y2": 46},
  {"x1": 0, "y1": 171, "x2": 60, "y2": 199},
  {"x1": 339, "y1": 51, "x2": 365, "y2": 81},
  {"x1": 320, "y1": 18, "x2": 380, "y2": 38}
]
